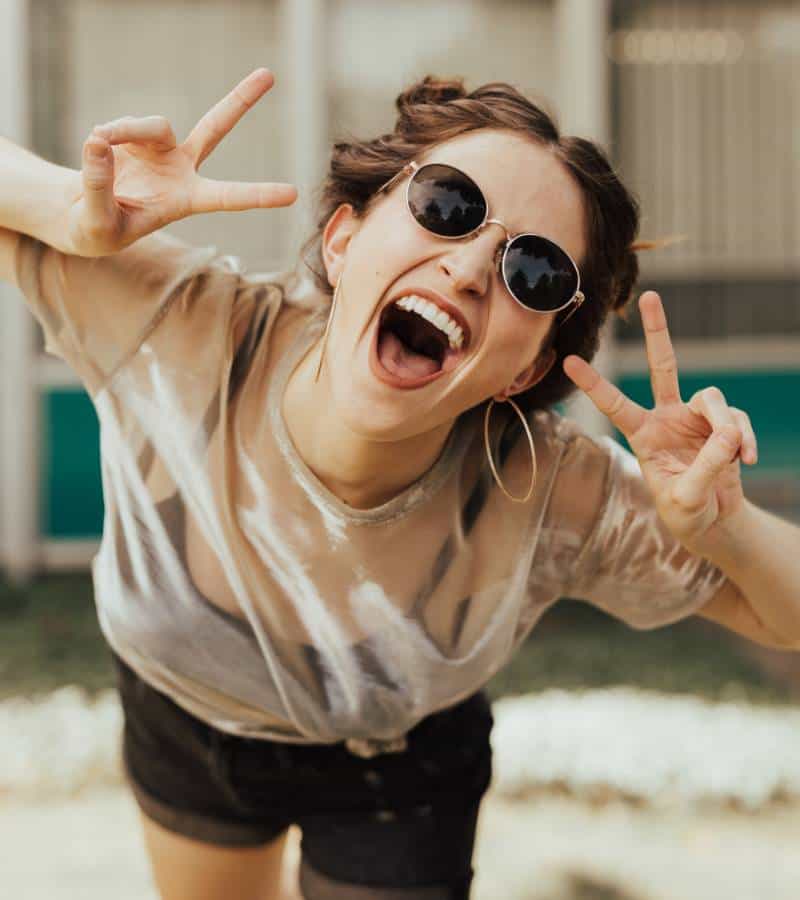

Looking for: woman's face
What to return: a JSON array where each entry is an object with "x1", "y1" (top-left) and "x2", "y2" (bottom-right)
[{"x1": 319, "y1": 127, "x2": 587, "y2": 442}]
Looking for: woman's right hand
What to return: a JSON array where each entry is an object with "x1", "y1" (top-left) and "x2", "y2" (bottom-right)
[{"x1": 66, "y1": 68, "x2": 297, "y2": 257}]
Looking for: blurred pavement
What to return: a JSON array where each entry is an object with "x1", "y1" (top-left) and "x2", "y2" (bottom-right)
[{"x1": 4, "y1": 786, "x2": 800, "y2": 900}]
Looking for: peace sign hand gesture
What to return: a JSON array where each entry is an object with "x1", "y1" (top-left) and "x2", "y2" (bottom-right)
[
  {"x1": 563, "y1": 292, "x2": 757, "y2": 557},
  {"x1": 67, "y1": 68, "x2": 297, "y2": 258}
]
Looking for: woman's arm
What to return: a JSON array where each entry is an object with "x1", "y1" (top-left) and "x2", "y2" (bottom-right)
[
  {"x1": 0, "y1": 137, "x2": 80, "y2": 254},
  {"x1": 1, "y1": 68, "x2": 296, "y2": 263},
  {"x1": 563, "y1": 290, "x2": 800, "y2": 649},
  {"x1": 694, "y1": 501, "x2": 800, "y2": 650},
  {"x1": 0, "y1": 225, "x2": 21, "y2": 286}
]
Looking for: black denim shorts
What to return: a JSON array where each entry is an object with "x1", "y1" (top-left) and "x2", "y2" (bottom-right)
[{"x1": 111, "y1": 649, "x2": 494, "y2": 899}]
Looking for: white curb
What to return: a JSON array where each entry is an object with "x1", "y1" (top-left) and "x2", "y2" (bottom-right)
[
  {"x1": 3, "y1": 685, "x2": 800, "y2": 809},
  {"x1": 490, "y1": 688, "x2": 800, "y2": 811}
]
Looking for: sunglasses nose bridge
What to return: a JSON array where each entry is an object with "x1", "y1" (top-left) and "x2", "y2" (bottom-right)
[
  {"x1": 481, "y1": 217, "x2": 511, "y2": 243},
  {"x1": 439, "y1": 227, "x2": 501, "y2": 297},
  {"x1": 474, "y1": 219, "x2": 513, "y2": 282}
]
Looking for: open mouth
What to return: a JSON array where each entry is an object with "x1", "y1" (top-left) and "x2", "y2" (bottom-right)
[{"x1": 370, "y1": 298, "x2": 468, "y2": 389}]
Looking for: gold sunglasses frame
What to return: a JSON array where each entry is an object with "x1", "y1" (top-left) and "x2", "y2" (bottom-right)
[{"x1": 374, "y1": 160, "x2": 586, "y2": 327}]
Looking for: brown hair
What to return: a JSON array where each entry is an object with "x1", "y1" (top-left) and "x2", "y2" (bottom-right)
[{"x1": 299, "y1": 75, "x2": 659, "y2": 413}]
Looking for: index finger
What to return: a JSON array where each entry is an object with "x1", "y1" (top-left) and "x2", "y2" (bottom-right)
[
  {"x1": 183, "y1": 68, "x2": 275, "y2": 168},
  {"x1": 191, "y1": 177, "x2": 297, "y2": 214},
  {"x1": 563, "y1": 354, "x2": 647, "y2": 438}
]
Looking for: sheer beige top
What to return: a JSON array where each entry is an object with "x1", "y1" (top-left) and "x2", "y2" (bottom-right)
[{"x1": 15, "y1": 230, "x2": 727, "y2": 744}]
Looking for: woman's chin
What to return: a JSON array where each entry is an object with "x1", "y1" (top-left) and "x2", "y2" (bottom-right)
[
  {"x1": 323, "y1": 344, "x2": 423, "y2": 437},
  {"x1": 332, "y1": 380, "x2": 414, "y2": 437}
]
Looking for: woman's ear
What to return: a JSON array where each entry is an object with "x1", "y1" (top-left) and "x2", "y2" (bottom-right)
[
  {"x1": 321, "y1": 204, "x2": 360, "y2": 288},
  {"x1": 502, "y1": 347, "x2": 557, "y2": 400}
]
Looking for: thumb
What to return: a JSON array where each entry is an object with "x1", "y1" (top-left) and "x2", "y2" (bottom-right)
[
  {"x1": 80, "y1": 131, "x2": 120, "y2": 234},
  {"x1": 672, "y1": 425, "x2": 740, "y2": 511}
]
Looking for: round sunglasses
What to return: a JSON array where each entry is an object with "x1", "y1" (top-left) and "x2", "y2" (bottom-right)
[{"x1": 375, "y1": 161, "x2": 585, "y2": 325}]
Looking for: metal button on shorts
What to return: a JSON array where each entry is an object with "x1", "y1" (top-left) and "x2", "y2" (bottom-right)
[{"x1": 344, "y1": 735, "x2": 409, "y2": 758}]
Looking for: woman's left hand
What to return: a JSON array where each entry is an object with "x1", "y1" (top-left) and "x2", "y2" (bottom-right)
[{"x1": 562, "y1": 291, "x2": 757, "y2": 556}]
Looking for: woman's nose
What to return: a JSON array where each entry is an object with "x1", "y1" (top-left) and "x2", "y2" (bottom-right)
[{"x1": 437, "y1": 225, "x2": 505, "y2": 297}]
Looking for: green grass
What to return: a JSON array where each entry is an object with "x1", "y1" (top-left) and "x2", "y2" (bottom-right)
[
  {"x1": 0, "y1": 573, "x2": 115, "y2": 700},
  {"x1": 0, "y1": 572, "x2": 794, "y2": 706},
  {"x1": 484, "y1": 600, "x2": 795, "y2": 706}
]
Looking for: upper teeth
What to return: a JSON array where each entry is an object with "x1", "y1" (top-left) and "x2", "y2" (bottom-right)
[{"x1": 394, "y1": 295, "x2": 465, "y2": 351}]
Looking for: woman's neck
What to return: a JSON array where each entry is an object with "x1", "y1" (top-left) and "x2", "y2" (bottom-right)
[{"x1": 280, "y1": 334, "x2": 454, "y2": 510}]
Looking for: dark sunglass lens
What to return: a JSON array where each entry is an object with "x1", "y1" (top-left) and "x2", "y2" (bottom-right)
[
  {"x1": 407, "y1": 164, "x2": 486, "y2": 237},
  {"x1": 503, "y1": 236, "x2": 578, "y2": 311}
]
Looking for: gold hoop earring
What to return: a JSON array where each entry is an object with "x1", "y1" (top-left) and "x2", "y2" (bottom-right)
[
  {"x1": 483, "y1": 395, "x2": 537, "y2": 503},
  {"x1": 313, "y1": 274, "x2": 343, "y2": 383}
]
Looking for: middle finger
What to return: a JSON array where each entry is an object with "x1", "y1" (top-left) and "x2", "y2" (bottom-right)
[
  {"x1": 640, "y1": 291, "x2": 682, "y2": 406},
  {"x1": 183, "y1": 68, "x2": 274, "y2": 168}
]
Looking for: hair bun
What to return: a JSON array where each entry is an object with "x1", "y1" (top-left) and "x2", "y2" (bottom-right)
[{"x1": 395, "y1": 75, "x2": 467, "y2": 113}]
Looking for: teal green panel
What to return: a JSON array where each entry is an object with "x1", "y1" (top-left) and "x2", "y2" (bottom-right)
[
  {"x1": 615, "y1": 370, "x2": 800, "y2": 472},
  {"x1": 36, "y1": 373, "x2": 798, "y2": 538},
  {"x1": 41, "y1": 389, "x2": 104, "y2": 538}
]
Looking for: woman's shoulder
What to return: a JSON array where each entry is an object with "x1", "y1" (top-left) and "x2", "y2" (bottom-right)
[
  {"x1": 245, "y1": 262, "x2": 328, "y2": 335},
  {"x1": 228, "y1": 260, "x2": 326, "y2": 382},
  {"x1": 533, "y1": 407, "x2": 621, "y2": 466},
  {"x1": 530, "y1": 406, "x2": 602, "y2": 455},
  {"x1": 223, "y1": 257, "x2": 323, "y2": 348},
  {"x1": 531, "y1": 408, "x2": 622, "y2": 521},
  {"x1": 235, "y1": 257, "x2": 325, "y2": 314}
]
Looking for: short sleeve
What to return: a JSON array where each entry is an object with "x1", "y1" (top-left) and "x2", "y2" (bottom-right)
[
  {"x1": 14, "y1": 229, "x2": 220, "y2": 398},
  {"x1": 560, "y1": 432, "x2": 728, "y2": 629}
]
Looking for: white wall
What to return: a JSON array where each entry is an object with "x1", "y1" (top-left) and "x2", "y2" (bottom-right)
[
  {"x1": 613, "y1": 0, "x2": 800, "y2": 281},
  {"x1": 328, "y1": 0, "x2": 557, "y2": 138},
  {"x1": 68, "y1": 0, "x2": 292, "y2": 273},
  {"x1": 0, "y1": 0, "x2": 38, "y2": 582}
]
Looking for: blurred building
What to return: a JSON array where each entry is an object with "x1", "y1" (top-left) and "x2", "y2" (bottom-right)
[{"x1": 0, "y1": 0, "x2": 797, "y2": 579}]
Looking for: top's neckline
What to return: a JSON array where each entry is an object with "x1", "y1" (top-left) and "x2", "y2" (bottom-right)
[{"x1": 267, "y1": 310, "x2": 471, "y2": 525}]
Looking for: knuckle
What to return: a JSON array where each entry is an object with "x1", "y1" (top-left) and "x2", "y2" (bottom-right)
[
  {"x1": 81, "y1": 224, "x2": 117, "y2": 252},
  {"x1": 210, "y1": 111, "x2": 226, "y2": 136},
  {"x1": 655, "y1": 354, "x2": 677, "y2": 374},
  {"x1": 731, "y1": 407, "x2": 750, "y2": 425},
  {"x1": 83, "y1": 218, "x2": 113, "y2": 239},
  {"x1": 82, "y1": 173, "x2": 109, "y2": 191},
  {"x1": 669, "y1": 484, "x2": 700, "y2": 514},
  {"x1": 703, "y1": 385, "x2": 725, "y2": 403},
  {"x1": 232, "y1": 84, "x2": 251, "y2": 108},
  {"x1": 608, "y1": 391, "x2": 626, "y2": 418}
]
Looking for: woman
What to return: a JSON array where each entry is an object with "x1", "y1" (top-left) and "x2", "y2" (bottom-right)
[{"x1": 1, "y1": 68, "x2": 799, "y2": 900}]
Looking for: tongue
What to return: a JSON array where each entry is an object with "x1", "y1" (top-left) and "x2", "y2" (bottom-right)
[{"x1": 378, "y1": 329, "x2": 440, "y2": 378}]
